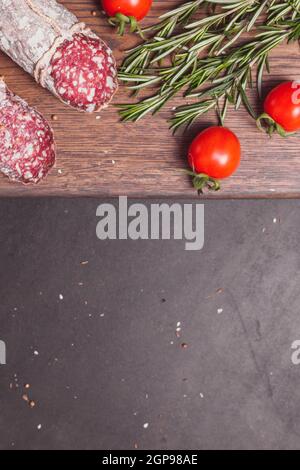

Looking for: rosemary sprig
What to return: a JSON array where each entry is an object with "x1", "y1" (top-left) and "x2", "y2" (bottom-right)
[
  {"x1": 121, "y1": 0, "x2": 267, "y2": 76},
  {"x1": 118, "y1": 0, "x2": 300, "y2": 131},
  {"x1": 171, "y1": 19, "x2": 298, "y2": 131}
]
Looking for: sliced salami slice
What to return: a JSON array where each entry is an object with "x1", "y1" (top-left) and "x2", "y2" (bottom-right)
[
  {"x1": 50, "y1": 33, "x2": 117, "y2": 112},
  {"x1": 0, "y1": 0, "x2": 118, "y2": 112},
  {"x1": 0, "y1": 80, "x2": 56, "y2": 184}
]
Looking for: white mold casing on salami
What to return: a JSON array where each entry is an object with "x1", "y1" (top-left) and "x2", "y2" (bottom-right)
[
  {"x1": 0, "y1": 80, "x2": 56, "y2": 184},
  {"x1": 0, "y1": 0, "x2": 118, "y2": 112}
]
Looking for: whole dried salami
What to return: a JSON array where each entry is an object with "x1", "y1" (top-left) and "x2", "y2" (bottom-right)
[
  {"x1": 0, "y1": 0, "x2": 118, "y2": 112},
  {"x1": 0, "y1": 79, "x2": 56, "y2": 184}
]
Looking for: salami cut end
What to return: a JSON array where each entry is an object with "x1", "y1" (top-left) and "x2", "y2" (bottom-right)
[
  {"x1": 50, "y1": 33, "x2": 118, "y2": 112},
  {"x1": 0, "y1": 83, "x2": 55, "y2": 184}
]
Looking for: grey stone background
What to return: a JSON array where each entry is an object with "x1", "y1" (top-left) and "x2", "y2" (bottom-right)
[{"x1": 0, "y1": 198, "x2": 300, "y2": 450}]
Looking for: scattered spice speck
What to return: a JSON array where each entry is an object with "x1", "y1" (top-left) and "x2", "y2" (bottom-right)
[
  {"x1": 181, "y1": 343, "x2": 188, "y2": 349},
  {"x1": 206, "y1": 288, "x2": 224, "y2": 299}
]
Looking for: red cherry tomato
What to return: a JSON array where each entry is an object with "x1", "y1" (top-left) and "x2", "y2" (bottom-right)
[
  {"x1": 102, "y1": 0, "x2": 152, "y2": 22},
  {"x1": 263, "y1": 81, "x2": 300, "y2": 133},
  {"x1": 188, "y1": 127, "x2": 241, "y2": 182}
]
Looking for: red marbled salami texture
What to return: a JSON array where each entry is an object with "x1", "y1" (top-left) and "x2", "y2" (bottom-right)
[
  {"x1": 50, "y1": 33, "x2": 117, "y2": 112},
  {"x1": 0, "y1": 81, "x2": 56, "y2": 184}
]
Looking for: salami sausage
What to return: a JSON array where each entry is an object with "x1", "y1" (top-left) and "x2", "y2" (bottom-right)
[
  {"x1": 0, "y1": 0, "x2": 118, "y2": 112},
  {"x1": 0, "y1": 79, "x2": 56, "y2": 184}
]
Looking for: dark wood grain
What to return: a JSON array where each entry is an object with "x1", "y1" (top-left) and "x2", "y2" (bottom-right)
[{"x1": 0, "y1": 0, "x2": 300, "y2": 198}]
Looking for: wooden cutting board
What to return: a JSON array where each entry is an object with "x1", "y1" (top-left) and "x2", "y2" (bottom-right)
[{"x1": 0, "y1": 0, "x2": 300, "y2": 198}]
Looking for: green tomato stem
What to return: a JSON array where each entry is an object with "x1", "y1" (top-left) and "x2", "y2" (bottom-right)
[
  {"x1": 108, "y1": 13, "x2": 144, "y2": 38},
  {"x1": 256, "y1": 113, "x2": 295, "y2": 138},
  {"x1": 186, "y1": 170, "x2": 221, "y2": 195}
]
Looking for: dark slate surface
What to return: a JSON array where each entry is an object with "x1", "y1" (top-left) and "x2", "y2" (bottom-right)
[{"x1": 1, "y1": 198, "x2": 300, "y2": 450}]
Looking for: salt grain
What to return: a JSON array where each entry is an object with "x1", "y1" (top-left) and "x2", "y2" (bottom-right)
[
  {"x1": 217, "y1": 308, "x2": 223, "y2": 314},
  {"x1": 143, "y1": 423, "x2": 149, "y2": 429}
]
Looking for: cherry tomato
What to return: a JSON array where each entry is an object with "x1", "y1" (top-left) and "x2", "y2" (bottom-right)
[
  {"x1": 188, "y1": 126, "x2": 241, "y2": 178},
  {"x1": 263, "y1": 81, "x2": 300, "y2": 134},
  {"x1": 102, "y1": 0, "x2": 152, "y2": 23}
]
